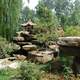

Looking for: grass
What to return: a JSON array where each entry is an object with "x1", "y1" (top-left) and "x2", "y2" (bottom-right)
[
  {"x1": 0, "y1": 68, "x2": 19, "y2": 80},
  {"x1": 0, "y1": 61, "x2": 79, "y2": 80}
]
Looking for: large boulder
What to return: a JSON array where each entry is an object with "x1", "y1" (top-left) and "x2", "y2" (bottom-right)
[
  {"x1": 57, "y1": 37, "x2": 80, "y2": 56},
  {"x1": 58, "y1": 37, "x2": 80, "y2": 47}
]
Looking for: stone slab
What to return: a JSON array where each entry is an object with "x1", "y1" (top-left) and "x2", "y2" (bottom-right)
[{"x1": 58, "y1": 37, "x2": 80, "y2": 47}]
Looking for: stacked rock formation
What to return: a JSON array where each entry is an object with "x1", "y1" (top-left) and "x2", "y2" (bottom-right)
[
  {"x1": 13, "y1": 20, "x2": 37, "y2": 50},
  {"x1": 13, "y1": 20, "x2": 54, "y2": 63}
]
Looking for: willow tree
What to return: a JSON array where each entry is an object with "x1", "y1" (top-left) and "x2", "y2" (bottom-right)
[{"x1": 0, "y1": 0, "x2": 22, "y2": 41}]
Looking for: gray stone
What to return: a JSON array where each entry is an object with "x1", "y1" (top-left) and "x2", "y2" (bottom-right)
[
  {"x1": 57, "y1": 37, "x2": 80, "y2": 56},
  {"x1": 13, "y1": 37, "x2": 25, "y2": 42},
  {"x1": 22, "y1": 45, "x2": 37, "y2": 51},
  {"x1": 58, "y1": 37, "x2": 80, "y2": 47},
  {"x1": 28, "y1": 50, "x2": 54, "y2": 63}
]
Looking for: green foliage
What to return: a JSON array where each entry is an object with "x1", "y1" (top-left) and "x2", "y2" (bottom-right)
[
  {"x1": 34, "y1": 0, "x2": 59, "y2": 42},
  {"x1": 0, "y1": 68, "x2": 19, "y2": 80},
  {"x1": 0, "y1": 36, "x2": 19, "y2": 58},
  {"x1": 43, "y1": 0, "x2": 54, "y2": 9},
  {"x1": 20, "y1": 61, "x2": 41, "y2": 80},
  {"x1": 64, "y1": 26, "x2": 80, "y2": 36},
  {"x1": 60, "y1": 56, "x2": 73, "y2": 80},
  {"x1": 21, "y1": 6, "x2": 35, "y2": 22},
  {"x1": 53, "y1": 0, "x2": 73, "y2": 26},
  {"x1": 34, "y1": 28, "x2": 59, "y2": 42},
  {"x1": 71, "y1": 0, "x2": 80, "y2": 26},
  {"x1": 62, "y1": 66, "x2": 72, "y2": 80},
  {"x1": 36, "y1": 0, "x2": 58, "y2": 27},
  {"x1": 0, "y1": 0, "x2": 22, "y2": 41},
  {"x1": 36, "y1": 2, "x2": 52, "y2": 23}
]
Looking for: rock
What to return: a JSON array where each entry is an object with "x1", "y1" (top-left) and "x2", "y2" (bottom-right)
[
  {"x1": 21, "y1": 31, "x2": 29, "y2": 35},
  {"x1": 56, "y1": 27, "x2": 64, "y2": 37},
  {"x1": 57, "y1": 37, "x2": 80, "y2": 56},
  {"x1": 0, "y1": 58, "x2": 20, "y2": 69},
  {"x1": 37, "y1": 51, "x2": 53, "y2": 63},
  {"x1": 16, "y1": 31, "x2": 23, "y2": 37},
  {"x1": 8, "y1": 61, "x2": 19, "y2": 69},
  {"x1": 40, "y1": 50, "x2": 53, "y2": 55},
  {"x1": 28, "y1": 50, "x2": 54, "y2": 63},
  {"x1": 0, "y1": 58, "x2": 18, "y2": 69},
  {"x1": 16, "y1": 31, "x2": 29, "y2": 37},
  {"x1": 58, "y1": 37, "x2": 80, "y2": 47},
  {"x1": 24, "y1": 35, "x2": 37, "y2": 41},
  {"x1": 15, "y1": 42, "x2": 32, "y2": 46},
  {"x1": 16, "y1": 55, "x2": 26, "y2": 60},
  {"x1": 49, "y1": 45, "x2": 59, "y2": 51},
  {"x1": 21, "y1": 31, "x2": 30, "y2": 36},
  {"x1": 13, "y1": 37, "x2": 25, "y2": 42},
  {"x1": 8, "y1": 57, "x2": 16, "y2": 61},
  {"x1": 49, "y1": 45, "x2": 59, "y2": 57},
  {"x1": 22, "y1": 45, "x2": 37, "y2": 51}
]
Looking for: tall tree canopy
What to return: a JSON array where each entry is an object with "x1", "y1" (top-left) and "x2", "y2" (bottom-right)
[
  {"x1": 37, "y1": 0, "x2": 74, "y2": 26},
  {"x1": 21, "y1": 6, "x2": 35, "y2": 22},
  {"x1": 36, "y1": 0, "x2": 59, "y2": 28},
  {"x1": 71, "y1": 0, "x2": 80, "y2": 25},
  {"x1": 53, "y1": 0, "x2": 74, "y2": 26}
]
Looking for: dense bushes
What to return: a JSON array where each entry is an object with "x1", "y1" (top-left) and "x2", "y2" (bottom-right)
[
  {"x1": 20, "y1": 62, "x2": 41, "y2": 80},
  {"x1": 64, "y1": 26, "x2": 80, "y2": 36},
  {"x1": 0, "y1": 36, "x2": 19, "y2": 58},
  {"x1": 0, "y1": 0, "x2": 22, "y2": 41}
]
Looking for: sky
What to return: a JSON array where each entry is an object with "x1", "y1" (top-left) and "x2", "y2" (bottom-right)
[
  {"x1": 22, "y1": 0, "x2": 75, "y2": 10},
  {"x1": 23, "y1": 0, "x2": 39, "y2": 10}
]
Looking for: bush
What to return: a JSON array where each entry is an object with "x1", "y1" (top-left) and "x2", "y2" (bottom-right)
[
  {"x1": 20, "y1": 62, "x2": 41, "y2": 80},
  {"x1": 0, "y1": 68, "x2": 19, "y2": 80},
  {"x1": 64, "y1": 26, "x2": 80, "y2": 36},
  {"x1": 0, "y1": 36, "x2": 19, "y2": 58}
]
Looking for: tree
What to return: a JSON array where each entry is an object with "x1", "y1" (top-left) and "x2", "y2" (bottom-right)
[
  {"x1": 43, "y1": 0, "x2": 54, "y2": 9},
  {"x1": 53, "y1": 0, "x2": 74, "y2": 26},
  {"x1": 21, "y1": 6, "x2": 35, "y2": 22},
  {"x1": 36, "y1": 0, "x2": 59, "y2": 28},
  {"x1": 35, "y1": 0, "x2": 59, "y2": 42},
  {"x1": 72, "y1": 0, "x2": 80, "y2": 25},
  {"x1": 0, "y1": 0, "x2": 22, "y2": 41},
  {"x1": 65, "y1": 0, "x2": 80, "y2": 26}
]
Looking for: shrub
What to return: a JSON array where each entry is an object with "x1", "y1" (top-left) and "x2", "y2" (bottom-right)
[
  {"x1": 0, "y1": 36, "x2": 19, "y2": 58},
  {"x1": 64, "y1": 26, "x2": 80, "y2": 36},
  {"x1": 20, "y1": 61, "x2": 41, "y2": 80}
]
